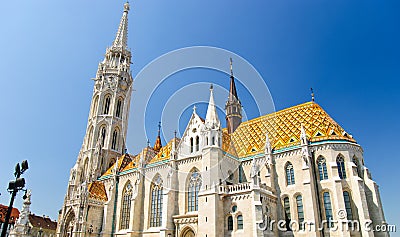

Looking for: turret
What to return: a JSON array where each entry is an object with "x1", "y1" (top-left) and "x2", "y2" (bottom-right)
[
  {"x1": 153, "y1": 122, "x2": 163, "y2": 152},
  {"x1": 202, "y1": 85, "x2": 222, "y2": 148}
]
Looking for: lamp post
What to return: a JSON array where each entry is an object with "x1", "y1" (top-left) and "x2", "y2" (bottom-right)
[{"x1": 0, "y1": 160, "x2": 29, "y2": 237}]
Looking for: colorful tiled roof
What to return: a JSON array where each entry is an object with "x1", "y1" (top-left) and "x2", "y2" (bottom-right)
[
  {"x1": 0, "y1": 204, "x2": 19, "y2": 224},
  {"x1": 148, "y1": 138, "x2": 180, "y2": 165},
  {"x1": 120, "y1": 154, "x2": 140, "y2": 172},
  {"x1": 102, "y1": 154, "x2": 133, "y2": 177},
  {"x1": 88, "y1": 181, "x2": 108, "y2": 202},
  {"x1": 28, "y1": 214, "x2": 57, "y2": 230},
  {"x1": 223, "y1": 102, "x2": 356, "y2": 158}
]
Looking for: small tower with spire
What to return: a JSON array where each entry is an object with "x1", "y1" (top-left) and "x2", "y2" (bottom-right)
[
  {"x1": 203, "y1": 84, "x2": 222, "y2": 148},
  {"x1": 198, "y1": 85, "x2": 224, "y2": 236},
  {"x1": 225, "y1": 58, "x2": 242, "y2": 134},
  {"x1": 153, "y1": 122, "x2": 162, "y2": 152}
]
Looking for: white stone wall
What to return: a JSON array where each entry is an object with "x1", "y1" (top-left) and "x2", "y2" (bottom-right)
[{"x1": 78, "y1": 141, "x2": 388, "y2": 237}]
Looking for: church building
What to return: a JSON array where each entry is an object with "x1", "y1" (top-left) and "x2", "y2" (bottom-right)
[{"x1": 56, "y1": 3, "x2": 388, "y2": 237}]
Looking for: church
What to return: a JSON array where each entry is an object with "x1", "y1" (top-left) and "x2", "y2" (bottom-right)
[{"x1": 56, "y1": 3, "x2": 388, "y2": 237}]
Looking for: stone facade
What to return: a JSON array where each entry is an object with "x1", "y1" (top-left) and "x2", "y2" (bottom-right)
[{"x1": 57, "y1": 3, "x2": 388, "y2": 237}]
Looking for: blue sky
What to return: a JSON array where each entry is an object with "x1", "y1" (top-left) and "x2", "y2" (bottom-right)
[{"x1": 0, "y1": 0, "x2": 399, "y2": 229}]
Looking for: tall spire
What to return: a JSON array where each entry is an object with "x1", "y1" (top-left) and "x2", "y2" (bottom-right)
[
  {"x1": 228, "y1": 58, "x2": 239, "y2": 102},
  {"x1": 225, "y1": 58, "x2": 242, "y2": 134},
  {"x1": 112, "y1": 2, "x2": 130, "y2": 50},
  {"x1": 205, "y1": 85, "x2": 220, "y2": 129}
]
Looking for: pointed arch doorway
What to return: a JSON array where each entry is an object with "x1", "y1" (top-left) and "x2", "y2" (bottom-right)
[
  {"x1": 180, "y1": 227, "x2": 195, "y2": 237},
  {"x1": 63, "y1": 210, "x2": 75, "y2": 237}
]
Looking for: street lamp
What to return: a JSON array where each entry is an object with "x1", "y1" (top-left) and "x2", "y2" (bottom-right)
[{"x1": 0, "y1": 160, "x2": 29, "y2": 237}]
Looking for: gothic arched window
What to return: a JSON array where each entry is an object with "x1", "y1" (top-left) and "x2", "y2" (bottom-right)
[
  {"x1": 352, "y1": 157, "x2": 361, "y2": 177},
  {"x1": 296, "y1": 195, "x2": 304, "y2": 230},
  {"x1": 285, "y1": 162, "x2": 295, "y2": 185},
  {"x1": 195, "y1": 136, "x2": 199, "y2": 151},
  {"x1": 150, "y1": 176, "x2": 163, "y2": 227},
  {"x1": 323, "y1": 192, "x2": 333, "y2": 227},
  {"x1": 317, "y1": 157, "x2": 329, "y2": 180},
  {"x1": 343, "y1": 191, "x2": 354, "y2": 221},
  {"x1": 120, "y1": 182, "x2": 133, "y2": 230},
  {"x1": 283, "y1": 197, "x2": 291, "y2": 230},
  {"x1": 100, "y1": 127, "x2": 107, "y2": 146},
  {"x1": 92, "y1": 95, "x2": 99, "y2": 117},
  {"x1": 227, "y1": 216, "x2": 233, "y2": 231},
  {"x1": 103, "y1": 95, "x2": 111, "y2": 114},
  {"x1": 337, "y1": 156, "x2": 346, "y2": 179},
  {"x1": 111, "y1": 129, "x2": 119, "y2": 150},
  {"x1": 188, "y1": 170, "x2": 201, "y2": 212},
  {"x1": 190, "y1": 137, "x2": 193, "y2": 153},
  {"x1": 87, "y1": 126, "x2": 94, "y2": 149},
  {"x1": 237, "y1": 215, "x2": 243, "y2": 230},
  {"x1": 116, "y1": 98, "x2": 123, "y2": 118}
]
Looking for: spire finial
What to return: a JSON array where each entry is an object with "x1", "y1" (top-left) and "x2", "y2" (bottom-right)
[
  {"x1": 174, "y1": 130, "x2": 177, "y2": 139},
  {"x1": 158, "y1": 121, "x2": 161, "y2": 136},
  {"x1": 124, "y1": 1, "x2": 130, "y2": 12},
  {"x1": 112, "y1": 1, "x2": 130, "y2": 49},
  {"x1": 230, "y1": 57, "x2": 233, "y2": 76},
  {"x1": 147, "y1": 139, "x2": 150, "y2": 147},
  {"x1": 311, "y1": 88, "x2": 315, "y2": 102},
  {"x1": 210, "y1": 84, "x2": 213, "y2": 90},
  {"x1": 193, "y1": 105, "x2": 197, "y2": 114}
]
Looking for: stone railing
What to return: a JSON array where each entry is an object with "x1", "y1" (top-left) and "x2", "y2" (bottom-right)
[
  {"x1": 219, "y1": 182, "x2": 251, "y2": 195},
  {"x1": 219, "y1": 182, "x2": 274, "y2": 195}
]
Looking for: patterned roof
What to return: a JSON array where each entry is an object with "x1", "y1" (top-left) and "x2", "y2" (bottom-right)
[
  {"x1": 102, "y1": 154, "x2": 133, "y2": 177},
  {"x1": 148, "y1": 138, "x2": 179, "y2": 165},
  {"x1": 223, "y1": 102, "x2": 356, "y2": 158},
  {"x1": 88, "y1": 181, "x2": 108, "y2": 202}
]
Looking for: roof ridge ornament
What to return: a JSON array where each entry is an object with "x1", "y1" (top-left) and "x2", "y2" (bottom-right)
[{"x1": 311, "y1": 87, "x2": 315, "y2": 102}]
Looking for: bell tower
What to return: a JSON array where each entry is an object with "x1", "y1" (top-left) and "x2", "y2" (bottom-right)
[
  {"x1": 57, "y1": 3, "x2": 133, "y2": 237},
  {"x1": 79, "y1": 1, "x2": 133, "y2": 181}
]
